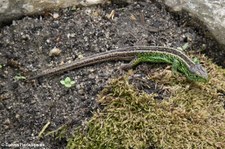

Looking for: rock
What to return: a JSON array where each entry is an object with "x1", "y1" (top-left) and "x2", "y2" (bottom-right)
[
  {"x1": 0, "y1": 0, "x2": 106, "y2": 25},
  {"x1": 161, "y1": 0, "x2": 225, "y2": 46}
]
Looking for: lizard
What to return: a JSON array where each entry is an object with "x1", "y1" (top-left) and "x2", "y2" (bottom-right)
[{"x1": 28, "y1": 46, "x2": 208, "y2": 82}]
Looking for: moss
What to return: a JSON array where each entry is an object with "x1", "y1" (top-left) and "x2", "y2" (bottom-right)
[{"x1": 67, "y1": 57, "x2": 225, "y2": 149}]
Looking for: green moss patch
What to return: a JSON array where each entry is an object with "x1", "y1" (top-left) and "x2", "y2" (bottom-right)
[{"x1": 67, "y1": 58, "x2": 225, "y2": 149}]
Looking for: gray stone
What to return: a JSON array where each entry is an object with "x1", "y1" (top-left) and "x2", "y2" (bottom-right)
[
  {"x1": 162, "y1": 0, "x2": 225, "y2": 46},
  {"x1": 0, "y1": 0, "x2": 105, "y2": 25}
]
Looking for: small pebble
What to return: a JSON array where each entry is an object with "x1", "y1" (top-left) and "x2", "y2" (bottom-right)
[
  {"x1": 49, "y1": 47, "x2": 62, "y2": 56},
  {"x1": 15, "y1": 114, "x2": 20, "y2": 119},
  {"x1": 3, "y1": 118, "x2": 10, "y2": 125},
  {"x1": 52, "y1": 12, "x2": 59, "y2": 19}
]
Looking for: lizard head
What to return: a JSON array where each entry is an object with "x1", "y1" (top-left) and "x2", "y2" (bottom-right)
[{"x1": 189, "y1": 64, "x2": 208, "y2": 82}]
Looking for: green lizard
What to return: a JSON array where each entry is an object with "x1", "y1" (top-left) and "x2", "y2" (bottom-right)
[{"x1": 29, "y1": 46, "x2": 208, "y2": 82}]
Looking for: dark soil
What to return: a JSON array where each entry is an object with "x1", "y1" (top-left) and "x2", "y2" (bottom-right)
[{"x1": 0, "y1": 1, "x2": 222, "y2": 148}]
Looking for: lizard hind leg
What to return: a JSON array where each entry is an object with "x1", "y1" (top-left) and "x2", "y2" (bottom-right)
[
  {"x1": 120, "y1": 57, "x2": 142, "y2": 70},
  {"x1": 119, "y1": 55, "x2": 163, "y2": 70}
]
